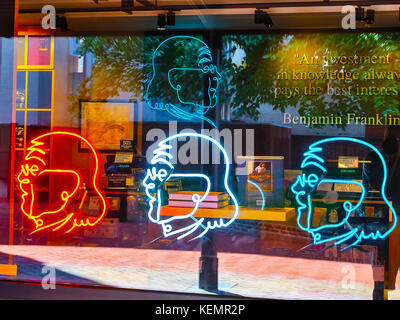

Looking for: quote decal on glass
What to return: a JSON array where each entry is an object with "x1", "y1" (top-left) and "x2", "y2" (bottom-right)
[{"x1": 274, "y1": 53, "x2": 398, "y2": 99}]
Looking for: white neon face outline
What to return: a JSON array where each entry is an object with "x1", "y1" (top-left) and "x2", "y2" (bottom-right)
[{"x1": 143, "y1": 132, "x2": 239, "y2": 240}]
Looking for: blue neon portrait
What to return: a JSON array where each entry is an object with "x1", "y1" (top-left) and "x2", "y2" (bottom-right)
[
  {"x1": 145, "y1": 36, "x2": 221, "y2": 128},
  {"x1": 143, "y1": 132, "x2": 239, "y2": 240},
  {"x1": 291, "y1": 137, "x2": 397, "y2": 250}
]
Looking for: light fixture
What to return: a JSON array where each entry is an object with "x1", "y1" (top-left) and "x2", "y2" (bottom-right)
[
  {"x1": 121, "y1": 0, "x2": 133, "y2": 14},
  {"x1": 355, "y1": 7, "x2": 375, "y2": 25},
  {"x1": 121, "y1": 0, "x2": 133, "y2": 9},
  {"x1": 157, "y1": 14, "x2": 166, "y2": 30},
  {"x1": 364, "y1": 9, "x2": 375, "y2": 25},
  {"x1": 157, "y1": 12, "x2": 175, "y2": 30},
  {"x1": 167, "y1": 11, "x2": 176, "y2": 26},
  {"x1": 56, "y1": 16, "x2": 68, "y2": 32},
  {"x1": 254, "y1": 9, "x2": 273, "y2": 28},
  {"x1": 355, "y1": 7, "x2": 364, "y2": 21}
]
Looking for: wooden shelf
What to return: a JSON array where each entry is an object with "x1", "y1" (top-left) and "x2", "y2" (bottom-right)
[{"x1": 160, "y1": 205, "x2": 295, "y2": 222}]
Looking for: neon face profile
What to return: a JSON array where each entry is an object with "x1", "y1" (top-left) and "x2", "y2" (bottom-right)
[
  {"x1": 17, "y1": 131, "x2": 108, "y2": 234},
  {"x1": 143, "y1": 132, "x2": 239, "y2": 240},
  {"x1": 291, "y1": 137, "x2": 397, "y2": 249},
  {"x1": 145, "y1": 36, "x2": 222, "y2": 128}
]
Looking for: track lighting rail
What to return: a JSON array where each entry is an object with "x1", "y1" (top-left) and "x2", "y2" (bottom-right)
[{"x1": 20, "y1": 0, "x2": 400, "y2": 14}]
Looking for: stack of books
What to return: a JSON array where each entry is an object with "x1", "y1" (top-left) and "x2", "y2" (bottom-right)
[{"x1": 168, "y1": 191, "x2": 229, "y2": 209}]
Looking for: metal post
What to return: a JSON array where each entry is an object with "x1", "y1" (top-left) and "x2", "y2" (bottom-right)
[
  {"x1": 199, "y1": 31, "x2": 221, "y2": 291},
  {"x1": 199, "y1": 230, "x2": 218, "y2": 290},
  {"x1": 372, "y1": 239, "x2": 388, "y2": 300}
]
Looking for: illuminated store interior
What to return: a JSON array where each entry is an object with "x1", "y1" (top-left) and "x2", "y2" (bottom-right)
[{"x1": 0, "y1": 0, "x2": 400, "y2": 300}]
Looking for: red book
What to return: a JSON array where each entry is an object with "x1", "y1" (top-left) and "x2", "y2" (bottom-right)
[
  {"x1": 168, "y1": 199, "x2": 229, "y2": 209},
  {"x1": 168, "y1": 191, "x2": 228, "y2": 202}
]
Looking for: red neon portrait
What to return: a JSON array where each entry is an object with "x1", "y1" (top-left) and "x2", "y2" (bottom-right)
[{"x1": 17, "y1": 132, "x2": 108, "y2": 234}]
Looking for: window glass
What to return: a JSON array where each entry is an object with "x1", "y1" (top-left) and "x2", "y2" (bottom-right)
[
  {"x1": 17, "y1": 37, "x2": 25, "y2": 66},
  {"x1": 27, "y1": 71, "x2": 52, "y2": 109},
  {"x1": 28, "y1": 36, "x2": 51, "y2": 66},
  {"x1": 16, "y1": 71, "x2": 26, "y2": 109},
  {"x1": 0, "y1": 31, "x2": 400, "y2": 300}
]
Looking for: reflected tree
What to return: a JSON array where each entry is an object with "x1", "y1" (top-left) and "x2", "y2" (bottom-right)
[
  {"x1": 221, "y1": 33, "x2": 400, "y2": 128},
  {"x1": 70, "y1": 33, "x2": 400, "y2": 129}
]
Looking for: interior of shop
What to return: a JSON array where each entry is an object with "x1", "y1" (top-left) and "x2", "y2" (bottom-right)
[{"x1": 0, "y1": 0, "x2": 400, "y2": 300}]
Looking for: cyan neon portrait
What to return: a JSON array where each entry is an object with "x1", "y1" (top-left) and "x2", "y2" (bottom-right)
[
  {"x1": 291, "y1": 137, "x2": 397, "y2": 249},
  {"x1": 143, "y1": 133, "x2": 239, "y2": 240},
  {"x1": 145, "y1": 36, "x2": 222, "y2": 128}
]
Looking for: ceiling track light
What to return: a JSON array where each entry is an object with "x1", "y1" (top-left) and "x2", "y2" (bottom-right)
[
  {"x1": 254, "y1": 9, "x2": 273, "y2": 28},
  {"x1": 157, "y1": 11, "x2": 176, "y2": 30},
  {"x1": 364, "y1": 9, "x2": 375, "y2": 25},
  {"x1": 167, "y1": 11, "x2": 176, "y2": 26},
  {"x1": 355, "y1": 7, "x2": 375, "y2": 25},
  {"x1": 56, "y1": 15, "x2": 68, "y2": 32},
  {"x1": 355, "y1": 7, "x2": 364, "y2": 21},
  {"x1": 157, "y1": 14, "x2": 166, "y2": 30},
  {"x1": 121, "y1": 0, "x2": 134, "y2": 14}
]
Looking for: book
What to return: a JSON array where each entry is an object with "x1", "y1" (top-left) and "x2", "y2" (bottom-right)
[
  {"x1": 236, "y1": 155, "x2": 285, "y2": 208},
  {"x1": 338, "y1": 156, "x2": 358, "y2": 169},
  {"x1": 164, "y1": 179, "x2": 182, "y2": 193},
  {"x1": 168, "y1": 191, "x2": 228, "y2": 202},
  {"x1": 115, "y1": 152, "x2": 133, "y2": 164},
  {"x1": 168, "y1": 199, "x2": 229, "y2": 209},
  {"x1": 248, "y1": 160, "x2": 273, "y2": 192},
  {"x1": 333, "y1": 180, "x2": 363, "y2": 193}
]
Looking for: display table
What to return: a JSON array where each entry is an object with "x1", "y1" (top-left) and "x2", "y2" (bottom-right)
[{"x1": 159, "y1": 205, "x2": 295, "y2": 222}]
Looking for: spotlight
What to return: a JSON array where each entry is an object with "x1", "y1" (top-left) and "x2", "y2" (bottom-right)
[
  {"x1": 365, "y1": 9, "x2": 375, "y2": 25},
  {"x1": 254, "y1": 9, "x2": 264, "y2": 24},
  {"x1": 167, "y1": 11, "x2": 176, "y2": 26},
  {"x1": 254, "y1": 9, "x2": 273, "y2": 28},
  {"x1": 56, "y1": 16, "x2": 68, "y2": 32},
  {"x1": 157, "y1": 14, "x2": 167, "y2": 30},
  {"x1": 121, "y1": 0, "x2": 134, "y2": 14},
  {"x1": 355, "y1": 7, "x2": 364, "y2": 21},
  {"x1": 121, "y1": 0, "x2": 133, "y2": 7}
]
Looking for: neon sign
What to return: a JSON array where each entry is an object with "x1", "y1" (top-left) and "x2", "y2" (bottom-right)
[
  {"x1": 291, "y1": 137, "x2": 397, "y2": 250},
  {"x1": 145, "y1": 36, "x2": 221, "y2": 128},
  {"x1": 17, "y1": 131, "x2": 108, "y2": 234},
  {"x1": 143, "y1": 132, "x2": 239, "y2": 240}
]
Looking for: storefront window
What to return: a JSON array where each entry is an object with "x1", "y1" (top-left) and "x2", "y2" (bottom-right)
[{"x1": 0, "y1": 24, "x2": 400, "y2": 300}]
